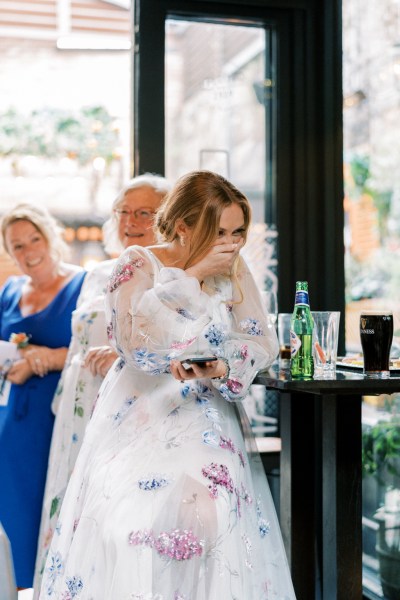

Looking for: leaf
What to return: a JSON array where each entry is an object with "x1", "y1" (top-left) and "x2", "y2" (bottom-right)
[{"x1": 50, "y1": 496, "x2": 59, "y2": 519}]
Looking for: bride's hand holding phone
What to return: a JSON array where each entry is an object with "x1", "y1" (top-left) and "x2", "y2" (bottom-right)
[{"x1": 170, "y1": 357, "x2": 228, "y2": 381}]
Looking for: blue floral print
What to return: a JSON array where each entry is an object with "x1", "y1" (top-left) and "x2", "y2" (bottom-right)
[
  {"x1": 204, "y1": 323, "x2": 227, "y2": 346},
  {"x1": 66, "y1": 575, "x2": 84, "y2": 597},
  {"x1": 110, "y1": 397, "x2": 136, "y2": 425},
  {"x1": 138, "y1": 474, "x2": 171, "y2": 491},
  {"x1": 132, "y1": 348, "x2": 170, "y2": 374},
  {"x1": 256, "y1": 499, "x2": 271, "y2": 538},
  {"x1": 183, "y1": 381, "x2": 214, "y2": 405},
  {"x1": 45, "y1": 551, "x2": 63, "y2": 594},
  {"x1": 239, "y1": 318, "x2": 264, "y2": 336}
]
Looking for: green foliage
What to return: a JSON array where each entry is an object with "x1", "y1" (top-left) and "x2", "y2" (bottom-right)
[
  {"x1": 350, "y1": 154, "x2": 370, "y2": 189},
  {"x1": 362, "y1": 396, "x2": 400, "y2": 487},
  {"x1": 346, "y1": 154, "x2": 392, "y2": 240},
  {"x1": 0, "y1": 105, "x2": 120, "y2": 165}
]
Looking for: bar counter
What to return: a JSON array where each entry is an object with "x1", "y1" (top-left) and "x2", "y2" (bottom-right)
[{"x1": 254, "y1": 366, "x2": 400, "y2": 600}]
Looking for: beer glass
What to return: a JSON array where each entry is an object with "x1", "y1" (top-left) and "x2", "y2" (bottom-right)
[
  {"x1": 360, "y1": 310, "x2": 393, "y2": 378},
  {"x1": 261, "y1": 290, "x2": 278, "y2": 326}
]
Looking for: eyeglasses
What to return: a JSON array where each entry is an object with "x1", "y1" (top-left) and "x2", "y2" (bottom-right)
[{"x1": 114, "y1": 207, "x2": 155, "y2": 223}]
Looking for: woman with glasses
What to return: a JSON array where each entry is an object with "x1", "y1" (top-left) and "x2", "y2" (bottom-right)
[
  {"x1": 33, "y1": 174, "x2": 170, "y2": 596},
  {"x1": 39, "y1": 171, "x2": 295, "y2": 600}
]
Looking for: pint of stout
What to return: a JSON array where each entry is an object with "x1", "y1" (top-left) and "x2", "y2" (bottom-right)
[{"x1": 359, "y1": 310, "x2": 393, "y2": 378}]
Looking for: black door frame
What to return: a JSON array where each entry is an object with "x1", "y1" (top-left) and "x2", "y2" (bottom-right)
[{"x1": 133, "y1": 0, "x2": 345, "y2": 349}]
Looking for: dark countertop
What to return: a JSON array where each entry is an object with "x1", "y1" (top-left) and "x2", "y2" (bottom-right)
[{"x1": 254, "y1": 365, "x2": 400, "y2": 395}]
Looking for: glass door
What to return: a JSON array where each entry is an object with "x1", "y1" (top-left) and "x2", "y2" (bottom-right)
[{"x1": 165, "y1": 19, "x2": 278, "y2": 294}]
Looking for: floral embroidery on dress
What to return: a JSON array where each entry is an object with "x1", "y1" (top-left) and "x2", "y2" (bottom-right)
[
  {"x1": 106, "y1": 307, "x2": 117, "y2": 343},
  {"x1": 74, "y1": 379, "x2": 86, "y2": 419},
  {"x1": 204, "y1": 407, "x2": 224, "y2": 431},
  {"x1": 110, "y1": 396, "x2": 136, "y2": 425},
  {"x1": 219, "y1": 378, "x2": 244, "y2": 402},
  {"x1": 238, "y1": 449, "x2": 246, "y2": 467},
  {"x1": 242, "y1": 533, "x2": 253, "y2": 570},
  {"x1": 108, "y1": 257, "x2": 145, "y2": 292},
  {"x1": 132, "y1": 348, "x2": 170, "y2": 374},
  {"x1": 239, "y1": 318, "x2": 264, "y2": 336},
  {"x1": 170, "y1": 337, "x2": 196, "y2": 351},
  {"x1": 237, "y1": 483, "x2": 253, "y2": 507},
  {"x1": 128, "y1": 528, "x2": 204, "y2": 561},
  {"x1": 75, "y1": 312, "x2": 98, "y2": 356},
  {"x1": 138, "y1": 474, "x2": 171, "y2": 491},
  {"x1": 45, "y1": 550, "x2": 63, "y2": 595},
  {"x1": 256, "y1": 499, "x2": 271, "y2": 538},
  {"x1": 64, "y1": 575, "x2": 83, "y2": 598},
  {"x1": 49, "y1": 496, "x2": 61, "y2": 520},
  {"x1": 219, "y1": 435, "x2": 236, "y2": 453},
  {"x1": 232, "y1": 344, "x2": 248, "y2": 361},
  {"x1": 202, "y1": 433, "x2": 246, "y2": 469},
  {"x1": 204, "y1": 323, "x2": 227, "y2": 346},
  {"x1": 193, "y1": 382, "x2": 213, "y2": 405},
  {"x1": 181, "y1": 381, "x2": 214, "y2": 405},
  {"x1": 175, "y1": 307, "x2": 197, "y2": 321},
  {"x1": 201, "y1": 462, "x2": 234, "y2": 498},
  {"x1": 202, "y1": 429, "x2": 220, "y2": 447}
]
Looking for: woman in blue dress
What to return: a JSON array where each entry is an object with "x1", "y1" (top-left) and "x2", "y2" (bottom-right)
[{"x1": 0, "y1": 202, "x2": 85, "y2": 589}]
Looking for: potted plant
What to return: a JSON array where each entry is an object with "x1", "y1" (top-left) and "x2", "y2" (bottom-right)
[{"x1": 362, "y1": 395, "x2": 400, "y2": 600}]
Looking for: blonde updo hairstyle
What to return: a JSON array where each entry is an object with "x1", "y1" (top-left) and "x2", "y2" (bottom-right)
[
  {"x1": 102, "y1": 173, "x2": 171, "y2": 256},
  {"x1": 155, "y1": 170, "x2": 251, "y2": 271},
  {"x1": 1, "y1": 202, "x2": 69, "y2": 266}
]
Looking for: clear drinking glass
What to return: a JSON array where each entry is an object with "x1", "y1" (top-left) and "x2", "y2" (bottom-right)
[
  {"x1": 261, "y1": 290, "x2": 278, "y2": 327},
  {"x1": 278, "y1": 313, "x2": 291, "y2": 368},
  {"x1": 312, "y1": 311, "x2": 341, "y2": 379}
]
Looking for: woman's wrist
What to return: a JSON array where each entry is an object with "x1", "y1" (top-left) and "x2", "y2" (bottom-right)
[
  {"x1": 48, "y1": 347, "x2": 68, "y2": 371},
  {"x1": 212, "y1": 358, "x2": 230, "y2": 383},
  {"x1": 184, "y1": 266, "x2": 204, "y2": 283}
]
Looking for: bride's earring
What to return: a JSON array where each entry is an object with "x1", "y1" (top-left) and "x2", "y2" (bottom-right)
[{"x1": 180, "y1": 236, "x2": 186, "y2": 247}]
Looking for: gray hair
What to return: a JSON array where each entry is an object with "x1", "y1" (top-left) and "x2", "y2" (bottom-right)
[
  {"x1": 102, "y1": 173, "x2": 171, "y2": 255},
  {"x1": 1, "y1": 202, "x2": 69, "y2": 265}
]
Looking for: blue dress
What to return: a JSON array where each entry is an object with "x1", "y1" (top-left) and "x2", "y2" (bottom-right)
[{"x1": 0, "y1": 271, "x2": 86, "y2": 588}]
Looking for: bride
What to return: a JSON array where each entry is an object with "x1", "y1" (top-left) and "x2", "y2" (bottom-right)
[{"x1": 40, "y1": 170, "x2": 296, "y2": 600}]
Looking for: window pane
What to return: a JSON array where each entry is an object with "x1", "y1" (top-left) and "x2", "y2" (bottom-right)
[
  {"x1": 343, "y1": 4, "x2": 400, "y2": 599},
  {"x1": 343, "y1": 0, "x2": 400, "y2": 356},
  {"x1": 165, "y1": 19, "x2": 278, "y2": 294},
  {"x1": 0, "y1": 3, "x2": 131, "y2": 276},
  {"x1": 165, "y1": 20, "x2": 268, "y2": 222}
]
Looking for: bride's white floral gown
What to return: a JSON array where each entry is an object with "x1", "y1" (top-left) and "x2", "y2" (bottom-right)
[{"x1": 40, "y1": 246, "x2": 296, "y2": 600}]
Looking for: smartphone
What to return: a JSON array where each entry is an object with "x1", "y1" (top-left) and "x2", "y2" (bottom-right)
[{"x1": 181, "y1": 356, "x2": 218, "y2": 367}]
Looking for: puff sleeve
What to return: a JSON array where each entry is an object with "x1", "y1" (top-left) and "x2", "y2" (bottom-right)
[{"x1": 104, "y1": 246, "x2": 213, "y2": 373}]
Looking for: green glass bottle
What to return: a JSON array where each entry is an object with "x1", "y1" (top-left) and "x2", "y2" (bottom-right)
[{"x1": 290, "y1": 281, "x2": 314, "y2": 379}]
